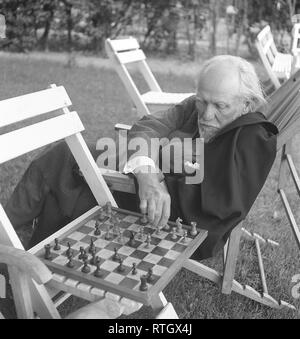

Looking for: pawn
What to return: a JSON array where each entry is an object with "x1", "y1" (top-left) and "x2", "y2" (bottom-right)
[
  {"x1": 112, "y1": 247, "x2": 119, "y2": 262},
  {"x1": 190, "y1": 221, "x2": 198, "y2": 236},
  {"x1": 146, "y1": 233, "x2": 151, "y2": 249},
  {"x1": 139, "y1": 275, "x2": 148, "y2": 291},
  {"x1": 117, "y1": 258, "x2": 125, "y2": 273},
  {"x1": 67, "y1": 253, "x2": 75, "y2": 268},
  {"x1": 94, "y1": 259, "x2": 102, "y2": 278},
  {"x1": 53, "y1": 238, "x2": 61, "y2": 251},
  {"x1": 182, "y1": 230, "x2": 188, "y2": 243},
  {"x1": 81, "y1": 258, "x2": 91, "y2": 274},
  {"x1": 132, "y1": 263, "x2": 137, "y2": 275},
  {"x1": 94, "y1": 222, "x2": 101, "y2": 236},
  {"x1": 171, "y1": 227, "x2": 177, "y2": 240},
  {"x1": 146, "y1": 268, "x2": 154, "y2": 283}
]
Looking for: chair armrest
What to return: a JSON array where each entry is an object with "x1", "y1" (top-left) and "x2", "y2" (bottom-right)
[
  {"x1": 99, "y1": 168, "x2": 136, "y2": 194},
  {"x1": 0, "y1": 245, "x2": 52, "y2": 285}
]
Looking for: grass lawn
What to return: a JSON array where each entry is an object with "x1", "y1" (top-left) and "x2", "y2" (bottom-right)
[{"x1": 0, "y1": 54, "x2": 300, "y2": 319}]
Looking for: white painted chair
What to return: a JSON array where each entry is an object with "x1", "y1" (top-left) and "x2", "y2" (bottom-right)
[
  {"x1": 0, "y1": 85, "x2": 177, "y2": 319},
  {"x1": 292, "y1": 23, "x2": 300, "y2": 69},
  {"x1": 255, "y1": 25, "x2": 293, "y2": 89},
  {"x1": 105, "y1": 37, "x2": 194, "y2": 117}
]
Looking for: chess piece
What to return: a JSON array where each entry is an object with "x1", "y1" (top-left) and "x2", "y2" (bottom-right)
[
  {"x1": 190, "y1": 221, "x2": 198, "y2": 236},
  {"x1": 54, "y1": 238, "x2": 61, "y2": 251},
  {"x1": 118, "y1": 230, "x2": 124, "y2": 244},
  {"x1": 139, "y1": 275, "x2": 148, "y2": 291},
  {"x1": 88, "y1": 238, "x2": 96, "y2": 254},
  {"x1": 112, "y1": 247, "x2": 119, "y2": 262},
  {"x1": 67, "y1": 253, "x2": 75, "y2": 268},
  {"x1": 66, "y1": 242, "x2": 73, "y2": 257},
  {"x1": 94, "y1": 221, "x2": 101, "y2": 236},
  {"x1": 90, "y1": 250, "x2": 98, "y2": 266},
  {"x1": 146, "y1": 233, "x2": 151, "y2": 249},
  {"x1": 140, "y1": 213, "x2": 148, "y2": 225},
  {"x1": 106, "y1": 201, "x2": 112, "y2": 216},
  {"x1": 44, "y1": 244, "x2": 53, "y2": 260},
  {"x1": 94, "y1": 262, "x2": 103, "y2": 278},
  {"x1": 132, "y1": 263, "x2": 137, "y2": 275},
  {"x1": 146, "y1": 268, "x2": 154, "y2": 283},
  {"x1": 171, "y1": 227, "x2": 177, "y2": 240},
  {"x1": 182, "y1": 230, "x2": 188, "y2": 243},
  {"x1": 176, "y1": 217, "x2": 183, "y2": 235},
  {"x1": 105, "y1": 226, "x2": 112, "y2": 240},
  {"x1": 128, "y1": 231, "x2": 136, "y2": 247},
  {"x1": 117, "y1": 258, "x2": 125, "y2": 273},
  {"x1": 78, "y1": 247, "x2": 85, "y2": 260},
  {"x1": 81, "y1": 258, "x2": 91, "y2": 273}
]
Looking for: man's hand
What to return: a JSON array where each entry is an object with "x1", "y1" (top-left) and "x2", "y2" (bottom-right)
[{"x1": 134, "y1": 165, "x2": 170, "y2": 227}]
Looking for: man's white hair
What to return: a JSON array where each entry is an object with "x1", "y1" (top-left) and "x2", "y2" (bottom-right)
[{"x1": 197, "y1": 55, "x2": 266, "y2": 112}]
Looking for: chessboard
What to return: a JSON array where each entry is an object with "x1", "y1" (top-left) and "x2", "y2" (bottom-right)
[{"x1": 33, "y1": 203, "x2": 207, "y2": 305}]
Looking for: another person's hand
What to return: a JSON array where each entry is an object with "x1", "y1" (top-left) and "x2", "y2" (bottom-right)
[{"x1": 135, "y1": 165, "x2": 170, "y2": 227}]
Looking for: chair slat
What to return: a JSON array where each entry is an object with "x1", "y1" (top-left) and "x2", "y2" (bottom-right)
[
  {"x1": 108, "y1": 38, "x2": 140, "y2": 52},
  {"x1": 117, "y1": 50, "x2": 146, "y2": 64},
  {"x1": 0, "y1": 86, "x2": 72, "y2": 128},
  {"x1": 0, "y1": 112, "x2": 84, "y2": 164}
]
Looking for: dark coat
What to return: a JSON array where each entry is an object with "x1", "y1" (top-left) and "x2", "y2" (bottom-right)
[{"x1": 128, "y1": 96, "x2": 278, "y2": 259}]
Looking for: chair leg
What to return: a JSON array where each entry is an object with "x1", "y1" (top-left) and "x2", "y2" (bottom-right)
[{"x1": 221, "y1": 223, "x2": 243, "y2": 295}]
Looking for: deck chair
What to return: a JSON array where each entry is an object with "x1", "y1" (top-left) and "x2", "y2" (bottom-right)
[
  {"x1": 102, "y1": 70, "x2": 300, "y2": 310},
  {"x1": 0, "y1": 85, "x2": 177, "y2": 319},
  {"x1": 105, "y1": 37, "x2": 194, "y2": 117},
  {"x1": 255, "y1": 25, "x2": 293, "y2": 90}
]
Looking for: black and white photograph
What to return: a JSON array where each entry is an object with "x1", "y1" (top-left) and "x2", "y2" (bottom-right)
[{"x1": 0, "y1": 0, "x2": 300, "y2": 323}]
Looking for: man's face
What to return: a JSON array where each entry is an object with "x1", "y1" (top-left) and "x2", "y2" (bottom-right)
[{"x1": 196, "y1": 63, "x2": 246, "y2": 142}]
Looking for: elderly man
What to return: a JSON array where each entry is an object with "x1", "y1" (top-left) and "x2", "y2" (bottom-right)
[{"x1": 4, "y1": 55, "x2": 278, "y2": 260}]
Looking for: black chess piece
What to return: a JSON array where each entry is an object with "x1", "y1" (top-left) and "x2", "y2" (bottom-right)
[
  {"x1": 88, "y1": 238, "x2": 96, "y2": 254},
  {"x1": 53, "y1": 238, "x2": 61, "y2": 251},
  {"x1": 66, "y1": 242, "x2": 73, "y2": 257},
  {"x1": 139, "y1": 275, "x2": 148, "y2": 291},
  {"x1": 81, "y1": 259, "x2": 91, "y2": 273},
  {"x1": 132, "y1": 263, "x2": 137, "y2": 275},
  {"x1": 89, "y1": 250, "x2": 98, "y2": 266},
  {"x1": 94, "y1": 261, "x2": 102, "y2": 278},
  {"x1": 146, "y1": 268, "x2": 154, "y2": 283},
  {"x1": 128, "y1": 231, "x2": 136, "y2": 247},
  {"x1": 112, "y1": 247, "x2": 119, "y2": 262},
  {"x1": 78, "y1": 247, "x2": 84, "y2": 260},
  {"x1": 94, "y1": 222, "x2": 101, "y2": 236},
  {"x1": 44, "y1": 244, "x2": 53, "y2": 260},
  {"x1": 117, "y1": 258, "x2": 125, "y2": 273},
  {"x1": 67, "y1": 253, "x2": 75, "y2": 268}
]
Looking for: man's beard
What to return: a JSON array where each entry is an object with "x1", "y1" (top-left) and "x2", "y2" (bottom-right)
[{"x1": 198, "y1": 123, "x2": 220, "y2": 143}]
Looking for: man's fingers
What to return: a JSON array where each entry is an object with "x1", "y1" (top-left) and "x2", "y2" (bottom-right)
[
  {"x1": 152, "y1": 199, "x2": 163, "y2": 227},
  {"x1": 139, "y1": 199, "x2": 147, "y2": 214},
  {"x1": 147, "y1": 199, "x2": 156, "y2": 224},
  {"x1": 159, "y1": 198, "x2": 170, "y2": 228}
]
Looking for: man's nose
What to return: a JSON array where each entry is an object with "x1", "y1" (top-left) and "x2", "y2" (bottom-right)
[{"x1": 203, "y1": 103, "x2": 215, "y2": 121}]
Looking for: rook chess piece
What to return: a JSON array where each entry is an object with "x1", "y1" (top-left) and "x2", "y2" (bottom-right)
[
  {"x1": 44, "y1": 244, "x2": 52, "y2": 260},
  {"x1": 139, "y1": 275, "x2": 148, "y2": 291},
  {"x1": 54, "y1": 238, "x2": 61, "y2": 251}
]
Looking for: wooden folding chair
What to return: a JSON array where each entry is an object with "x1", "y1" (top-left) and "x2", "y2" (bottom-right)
[
  {"x1": 105, "y1": 37, "x2": 194, "y2": 117},
  {"x1": 256, "y1": 25, "x2": 293, "y2": 90},
  {"x1": 102, "y1": 70, "x2": 300, "y2": 310},
  {"x1": 0, "y1": 85, "x2": 177, "y2": 319}
]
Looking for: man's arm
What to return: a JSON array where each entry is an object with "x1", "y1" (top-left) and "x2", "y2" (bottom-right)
[{"x1": 124, "y1": 95, "x2": 196, "y2": 227}]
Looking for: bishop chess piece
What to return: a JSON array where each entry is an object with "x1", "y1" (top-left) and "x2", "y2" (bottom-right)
[
  {"x1": 190, "y1": 221, "x2": 198, "y2": 236},
  {"x1": 44, "y1": 244, "x2": 53, "y2": 260},
  {"x1": 53, "y1": 238, "x2": 61, "y2": 251}
]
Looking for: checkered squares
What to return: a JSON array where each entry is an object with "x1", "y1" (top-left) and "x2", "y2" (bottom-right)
[{"x1": 37, "y1": 207, "x2": 198, "y2": 294}]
